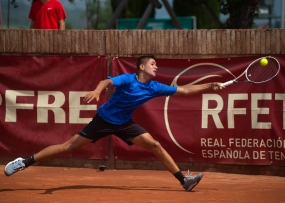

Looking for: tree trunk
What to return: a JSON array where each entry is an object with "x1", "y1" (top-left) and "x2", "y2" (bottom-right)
[{"x1": 238, "y1": 1, "x2": 252, "y2": 28}]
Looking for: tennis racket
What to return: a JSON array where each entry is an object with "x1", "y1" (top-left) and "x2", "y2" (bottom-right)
[{"x1": 221, "y1": 56, "x2": 280, "y2": 87}]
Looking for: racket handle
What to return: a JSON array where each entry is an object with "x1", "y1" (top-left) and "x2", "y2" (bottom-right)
[{"x1": 221, "y1": 80, "x2": 234, "y2": 87}]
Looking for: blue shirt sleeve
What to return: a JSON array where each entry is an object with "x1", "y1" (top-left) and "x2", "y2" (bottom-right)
[
  {"x1": 109, "y1": 74, "x2": 132, "y2": 86},
  {"x1": 152, "y1": 81, "x2": 177, "y2": 96}
]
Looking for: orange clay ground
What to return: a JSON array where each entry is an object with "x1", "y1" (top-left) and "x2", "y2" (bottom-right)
[{"x1": 1, "y1": 165, "x2": 285, "y2": 203}]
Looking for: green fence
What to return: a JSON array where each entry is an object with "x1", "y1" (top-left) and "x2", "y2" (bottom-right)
[{"x1": 117, "y1": 16, "x2": 196, "y2": 30}]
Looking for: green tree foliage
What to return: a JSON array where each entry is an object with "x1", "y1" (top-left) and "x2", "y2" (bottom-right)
[
  {"x1": 173, "y1": 0, "x2": 220, "y2": 29},
  {"x1": 220, "y1": 0, "x2": 259, "y2": 28},
  {"x1": 10, "y1": 0, "x2": 19, "y2": 8},
  {"x1": 173, "y1": 0, "x2": 259, "y2": 29},
  {"x1": 111, "y1": 0, "x2": 155, "y2": 19},
  {"x1": 65, "y1": 22, "x2": 73, "y2": 30},
  {"x1": 85, "y1": 0, "x2": 112, "y2": 29}
]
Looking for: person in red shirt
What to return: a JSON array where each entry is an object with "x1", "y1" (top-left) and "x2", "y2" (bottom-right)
[{"x1": 29, "y1": 0, "x2": 66, "y2": 30}]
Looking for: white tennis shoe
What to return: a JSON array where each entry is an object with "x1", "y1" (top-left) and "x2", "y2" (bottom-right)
[
  {"x1": 181, "y1": 170, "x2": 203, "y2": 191},
  {"x1": 4, "y1": 157, "x2": 26, "y2": 176}
]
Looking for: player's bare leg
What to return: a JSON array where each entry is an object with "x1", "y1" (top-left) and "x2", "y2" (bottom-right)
[
  {"x1": 4, "y1": 134, "x2": 92, "y2": 176},
  {"x1": 34, "y1": 134, "x2": 92, "y2": 162},
  {"x1": 130, "y1": 133, "x2": 179, "y2": 173},
  {"x1": 131, "y1": 133, "x2": 203, "y2": 191}
]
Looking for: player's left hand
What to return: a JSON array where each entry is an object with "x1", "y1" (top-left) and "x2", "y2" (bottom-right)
[{"x1": 83, "y1": 90, "x2": 100, "y2": 103}]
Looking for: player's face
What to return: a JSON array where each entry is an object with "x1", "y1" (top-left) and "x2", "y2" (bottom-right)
[{"x1": 143, "y1": 58, "x2": 158, "y2": 78}]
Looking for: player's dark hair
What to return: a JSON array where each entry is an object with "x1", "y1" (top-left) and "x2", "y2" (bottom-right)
[{"x1": 136, "y1": 55, "x2": 155, "y2": 71}]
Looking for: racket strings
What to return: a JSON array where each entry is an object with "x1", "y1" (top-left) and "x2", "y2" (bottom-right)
[{"x1": 246, "y1": 59, "x2": 280, "y2": 83}]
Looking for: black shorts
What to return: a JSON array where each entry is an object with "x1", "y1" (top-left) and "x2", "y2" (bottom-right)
[{"x1": 77, "y1": 114, "x2": 148, "y2": 145}]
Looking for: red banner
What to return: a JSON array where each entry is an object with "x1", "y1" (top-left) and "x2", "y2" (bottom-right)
[
  {"x1": 112, "y1": 56, "x2": 285, "y2": 166},
  {"x1": 0, "y1": 55, "x2": 109, "y2": 159}
]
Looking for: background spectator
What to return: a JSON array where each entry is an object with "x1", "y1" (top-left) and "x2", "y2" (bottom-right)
[{"x1": 29, "y1": 0, "x2": 66, "y2": 30}]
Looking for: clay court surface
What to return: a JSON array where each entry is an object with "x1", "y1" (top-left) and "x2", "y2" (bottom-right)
[{"x1": 1, "y1": 165, "x2": 285, "y2": 203}]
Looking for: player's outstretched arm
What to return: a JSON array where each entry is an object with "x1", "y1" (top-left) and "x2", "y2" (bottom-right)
[
  {"x1": 174, "y1": 82, "x2": 223, "y2": 96},
  {"x1": 84, "y1": 79, "x2": 113, "y2": 103}
]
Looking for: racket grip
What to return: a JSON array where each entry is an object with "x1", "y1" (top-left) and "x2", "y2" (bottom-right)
[{"x1": 221, "y1": 80, "x2": 234, "y2": 87}]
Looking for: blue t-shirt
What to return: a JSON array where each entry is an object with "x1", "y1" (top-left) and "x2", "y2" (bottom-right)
[{"x1": 97, "y1": 73, "x2": 177, "y2": 124}]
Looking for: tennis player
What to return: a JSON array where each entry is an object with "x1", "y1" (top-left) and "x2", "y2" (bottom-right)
[{"x1": 4, "y1": 55, "x2": 223, "y2": 191}]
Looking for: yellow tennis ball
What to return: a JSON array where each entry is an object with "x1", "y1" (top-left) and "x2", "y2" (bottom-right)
[{"x1": 260, "y1": 58, "x2": 268, "y2": 66}]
